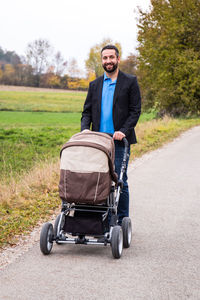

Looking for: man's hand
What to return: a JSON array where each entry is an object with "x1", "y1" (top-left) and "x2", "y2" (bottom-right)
[{"x1": 113, "y1": 131, "x2": 125, "y2": 141}]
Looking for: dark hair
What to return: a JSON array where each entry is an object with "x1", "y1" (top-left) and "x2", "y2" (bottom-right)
[{"x1": 101, "y1": 45, "x2": 119, "y2": 57}]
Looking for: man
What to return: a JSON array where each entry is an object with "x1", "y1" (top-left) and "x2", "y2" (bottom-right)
[{"x1": 81, "y1": 45, "x2": 141, "y2": 225}]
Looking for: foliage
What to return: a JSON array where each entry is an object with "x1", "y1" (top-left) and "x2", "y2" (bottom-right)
[
  {"x1": 40, "y1": 72, "x2": 61, "y2": 88},
  {"x1": 137, "y1": 0, "x2": 200, "y2": 116},
  {"x1": 120, "y1": 53, "x2": 138, "y2": 75},
  {"x1": 0, "y1": 47, "x2": 21, "y2": 65},
  {"x1": 85, "y1": 38, "x2": 122, "y2": 78}
]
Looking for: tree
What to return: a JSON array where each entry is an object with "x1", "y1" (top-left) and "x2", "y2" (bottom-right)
[
  {"x1": 137, "y1": 0, "x2": 200, "y2": 115},
  {"x1": 26, "y1": 39, "x2": 53, "y2": 85},
  {"x1": 53, "y1": 51, "x2": 67, "y2": 76},
  {"x1": 0, "y1": 47, "x2": 21, "y2": 65},
  {"x1": 1, "y1": 64, "x2": 15, "y2": 84},
  {"x1": 67, "y1": 58, "x2": 81, "y2": 77},
  {"x1": 85, "y1": 38, "x2": 122, "y2": 78},
  {"x1": 120, "y1": 53, "x2": 138, "y2": 75}
]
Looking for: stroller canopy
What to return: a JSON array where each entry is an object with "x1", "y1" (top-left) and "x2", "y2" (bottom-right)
[{"x1": 59, "y1": 130, "x2": 118, "y2": 205}]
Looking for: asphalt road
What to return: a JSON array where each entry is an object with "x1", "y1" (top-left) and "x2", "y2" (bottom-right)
[{"x1": 1, "y1": 126, "x2": 200, "y2": 300}]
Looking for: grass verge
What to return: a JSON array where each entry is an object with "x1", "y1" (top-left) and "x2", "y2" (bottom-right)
[{"x1": 0, "y1": 116, "x2": 200, "y2": 248}]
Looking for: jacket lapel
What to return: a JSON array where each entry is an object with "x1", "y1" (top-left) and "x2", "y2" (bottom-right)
[
  {"x1": 113, "y1": 70, "x2": 123, "y2": 107},
  {"x1": 97, "y1": 76, "x2": 104, "y2": 112}
]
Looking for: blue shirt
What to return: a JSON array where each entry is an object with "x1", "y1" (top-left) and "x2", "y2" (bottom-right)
[{"x1": 100, "y1": 73, "x2": 116, "y2": 134}]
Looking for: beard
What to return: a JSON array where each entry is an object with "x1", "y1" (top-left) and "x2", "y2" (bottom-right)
[{"x1": 102, "y1": 61, "x2": 118, "y2": 73}]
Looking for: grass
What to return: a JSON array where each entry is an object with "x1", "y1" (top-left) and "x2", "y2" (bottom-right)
[
  {"x1": 0, "y1": 90, "x2": 86, "y2": 112},
  {"x1": 0, "y1": 111, "x2": 81, "y2": 127},
  {"x1": 0, "y1": 126, "x2": 80, "y2": 179},
  {"x1": 132, "y1": 116, "x2": 200, "y2": 160},
  {"x1": 0, "y1": 111, "x2": 81, "y2": 180}
]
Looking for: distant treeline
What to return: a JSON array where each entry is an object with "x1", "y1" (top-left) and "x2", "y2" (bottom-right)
[
  {"x1": 0, "y1": 38, "x2": 137, "y2": 91},
  {"x1": 0, "y1": 46, "x2": 90, "y2": 90}
]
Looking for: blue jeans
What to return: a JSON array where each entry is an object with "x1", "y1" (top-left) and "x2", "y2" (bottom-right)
[{"x1": 114, "y1": 141, "x2": 130, "y2": 225}]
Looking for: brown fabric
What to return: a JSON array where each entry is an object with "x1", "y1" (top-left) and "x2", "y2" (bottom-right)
[{"x1": 59, "y1": 170, "x2": 111, "y2": 204}]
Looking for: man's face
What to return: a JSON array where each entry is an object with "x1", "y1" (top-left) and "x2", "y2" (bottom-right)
[{"x1": 101, "y1": 49, "x2": 120, "y2": 73}]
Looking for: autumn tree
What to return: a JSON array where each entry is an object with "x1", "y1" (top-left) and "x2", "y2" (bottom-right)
[
  {"x1": 85, "y1": 38, "x2": 122, "y2": 78},
  {"x1": 120, "y1": 53, "x2": 138, "y2": 75},
  {"x1": 67, "y1": 58, "x2": 81, "y2": 78},
  {"x1": 26, "y1": 39, "x2": 53, "y2": 86},
  {"x1": 137, "y1": 0, "x2": 200, "y2": 115}
]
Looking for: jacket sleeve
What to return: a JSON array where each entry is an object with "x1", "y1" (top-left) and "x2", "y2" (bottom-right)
[
  {"x1": 119, "y1": 77, "x2": 141, "y2": 136},
  {"x1": 81, "y1": 82, "x2": 93, "y2": 131}
]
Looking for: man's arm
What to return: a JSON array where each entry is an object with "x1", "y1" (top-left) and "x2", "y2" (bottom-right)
[
  {"x1": 119, "y1": 76, "x2": 141, "y2": 136},
  {"x1": 81, "y1": 82, "x2": 92, "y2": 131}
]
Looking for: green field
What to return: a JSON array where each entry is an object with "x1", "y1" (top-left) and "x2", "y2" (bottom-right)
[
  {"x1": 0, "y1": 111, "x2": 81, "y2": 127},
  {"x1": 0, "y1": 90, "x2": 85, "y2": 180},
  {"x1": 0, "y1": 90, "x2": 86, "y2": 112},
  {"x1": 0, "y1": 89, "x2": 157, "y2": 180}
]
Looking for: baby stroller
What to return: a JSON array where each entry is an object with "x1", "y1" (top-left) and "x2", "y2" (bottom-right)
[{"x1": 40, "y1": 130, "x2": 132, "y2": 259}]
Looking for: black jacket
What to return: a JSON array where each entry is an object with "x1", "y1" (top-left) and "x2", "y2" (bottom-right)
[{"x1": 81, "y1": 70, "x2": 141, "y2": 144}]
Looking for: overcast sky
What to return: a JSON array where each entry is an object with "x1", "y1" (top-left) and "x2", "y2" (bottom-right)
[{"x1": 0, "y1": 0, "x2": 151, "y2": 72}]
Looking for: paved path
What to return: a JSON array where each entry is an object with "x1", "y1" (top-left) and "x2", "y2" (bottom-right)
[{"x1": 1, "y1": 126, "x2": 200, "y2": 300}]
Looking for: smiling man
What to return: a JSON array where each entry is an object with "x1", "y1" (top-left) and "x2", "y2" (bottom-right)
[{"x1": 81, "y1": 44, "x2": 141, "y2": 224}]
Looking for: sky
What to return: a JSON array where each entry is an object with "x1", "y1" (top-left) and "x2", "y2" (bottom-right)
[{"x1": 0, "y1": 0, "x2": 151, "y2": 73}]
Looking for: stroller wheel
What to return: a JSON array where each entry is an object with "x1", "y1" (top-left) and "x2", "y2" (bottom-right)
[
  {"x1": 54, "y1": 214, "x2": 61, "y2": 240},
  {"x1": 122, "y1": 217, "x2": 132, "y2": 248},
  {"x1": 111, "y1": 226, "x2": 123, "y2": 259},
  {"x1": 40, "y1": 222, "x2": 53, "y2": 255}
]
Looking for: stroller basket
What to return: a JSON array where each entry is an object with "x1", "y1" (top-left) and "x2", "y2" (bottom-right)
[
  {"x1": 59, "y1": 130, "x2": 118, "y2": 205},
  {"x1": 63, "y1": 205, "x2": 109, "y2": 236}
]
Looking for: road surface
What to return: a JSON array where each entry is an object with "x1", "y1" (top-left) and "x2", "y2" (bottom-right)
[{"x1": 1, "y1": 126, "x2": 200, "y2": 300}]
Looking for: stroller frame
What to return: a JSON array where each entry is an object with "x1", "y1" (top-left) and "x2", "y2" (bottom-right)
[{"x1": 40, "y1": 137, "x2": 132, "y2": 259}]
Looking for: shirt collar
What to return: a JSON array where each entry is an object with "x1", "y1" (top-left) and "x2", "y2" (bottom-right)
[
  {"x1": 104, "y1": 73, "x2": 110, "y2": 81},
  {"x1": 103, "y1": 72, "x2": 117, "y2": 83}
]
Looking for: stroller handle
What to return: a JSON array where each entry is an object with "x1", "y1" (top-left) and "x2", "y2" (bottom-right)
[
  {"x1": 105, "y1": 133, "x2": 129, "y2": 153},
  {"x1": 122, "y1": 136, "x2": 129, "y2": 150},
  {"x1": 106, "y1": 133, "x2": 129, "y2": 169}
]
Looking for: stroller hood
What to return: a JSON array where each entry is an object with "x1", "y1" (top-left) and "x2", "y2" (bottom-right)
[{"x1": 59, "y1": 130, "x2": 118, "y2": 205}]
